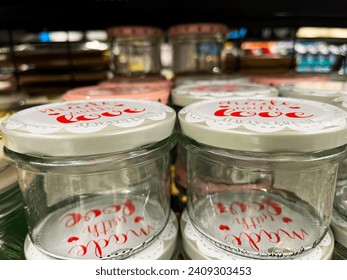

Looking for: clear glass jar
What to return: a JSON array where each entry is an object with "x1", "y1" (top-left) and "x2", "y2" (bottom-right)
[
  {"x1": 107, "y1": 26, "x2": 163, "y2": 77},
  {"x1": 168, "y1": 23, "x2": 229, "y2": 76},
  {"x1": 1, "y1": 99, "x2": 176, "y2": 259},
  {"x1": 178, "y1": 97, "x2": 347, "y2": 259}
]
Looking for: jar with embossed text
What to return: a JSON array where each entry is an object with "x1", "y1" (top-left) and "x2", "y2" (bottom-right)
[
  {"x1": 178, "y1": 97, "x2": 347, "y2": 259},
  {"x1": 1, "y1": 99, "x2": 177, "y2": 260}
]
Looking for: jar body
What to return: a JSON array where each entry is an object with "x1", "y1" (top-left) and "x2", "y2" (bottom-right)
[
  {"x1": 170, "y1": 34, "x2": 225, "y2": 76},
  {"x1": 182, "y1": 136, "x2": 346, "y2": 259},
  {"x1": 4, "y1": 136, "x2": 175, "y2": 259},
  {"x1": 110, "y1": 36, "x2": 162, "y2": 77}
]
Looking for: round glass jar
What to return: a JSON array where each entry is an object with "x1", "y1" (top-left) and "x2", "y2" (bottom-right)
[
  {"x1": 107, "y1": 26, "x2": 163, "y2": 77},
  {"x1": 279, "y1": 81, "x2": 347, "y2": 103},
  {"x1": 168, "y1": 23, "x2": 229, "y2": 76},
  {"x1": 62, "y1": 84, "x2": 170, "y2": 104},
  {"x1": 178, "y1": 97, "x2": 347, "y2": 259},
  {"x1": 1, "y1": 99, "x2": 176, "y2": 260}
]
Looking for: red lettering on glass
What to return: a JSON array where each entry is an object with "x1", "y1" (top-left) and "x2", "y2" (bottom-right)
[
  {"x1": 224, "y1": 228, "x2": 309, "y2": 252},
  {"x1": 60, "y1": 200, "x2": 136, "y2": 228},
  {"x1": 67, "y1": 225, "x2": 155, "y2": 257}
]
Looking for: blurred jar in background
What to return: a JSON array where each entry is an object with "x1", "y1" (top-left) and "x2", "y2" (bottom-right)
[
  {"x1": 107, "y1": 26, "x2": 163, "y2": 78},
  {"x1": 168, "y1": 23, "x2": 229, "y2": 77}
]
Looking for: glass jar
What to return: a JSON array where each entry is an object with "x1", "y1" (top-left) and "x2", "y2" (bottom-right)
[
  {"x1": 178, "y1": 97, "x2": 347, "y2": 259},
  {"x1": 168, "y1": 23, "x2": 229, "y2": 76},
  {"x1": 62, "y1": 84, "x2": 171, "y2": 104},
  {"x1": 107, "y1": 26, "x2": 163, "y2": 77},
  {"x1": 278, "y1": 81, "x2": 347, "y2": 103},
  {"x1": 1, "y1": 99, "x2": 176, "y2": 259}
]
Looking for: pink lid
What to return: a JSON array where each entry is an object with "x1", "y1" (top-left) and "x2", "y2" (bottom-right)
[
  {"x1": 107, "y1": 26, "x2": 163, "y2": 38},
  {"x1": 62, "y1": 85, "x2": 170, "y2": 104},
  {"x1": 99, "y1": 77, "x2": 173, "y2": 90},
  {"x1": 168, "y1": 23, "x2": 229, "y2": 36},
  {"x1": 249, "y1": 75, "x2": 329, "y2": 87}
]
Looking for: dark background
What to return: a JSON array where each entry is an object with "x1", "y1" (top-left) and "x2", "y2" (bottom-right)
[{"x1": 0, "y1": 0, "x2": 347, "y2": 31}]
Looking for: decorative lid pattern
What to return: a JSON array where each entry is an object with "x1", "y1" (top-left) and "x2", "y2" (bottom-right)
[
  {"x1": 168, "y1": 23, "x2": 229, "y2": 36},
  {"x1": 172, "y1": 83, "x2": 278, "y2": 107},
  {"x1": 1, "y1": 99, "x2": 176, "y2": 156},
  {"x1": 279, "y1": 81, "x2": 347, "y2": 103},
  {"x1": 107, "y1": 26, "x2": 163, "y2": 38},
  {"x1": 178, "y1": 97, "x2": 347, "y2": 152}
]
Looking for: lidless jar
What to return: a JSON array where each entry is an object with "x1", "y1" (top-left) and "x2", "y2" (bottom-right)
[
  {"x1": 107, "y1": 26, "x2": 163, "y2": 77},
  {"x1": 1, "y1": 99, "x2": 176, "y2": 259},
  {"x1": 278, "y1": 81, "x2": 347, "y2": 104},
  {"x1": 168, "y1": 23, "x2": 229, "y2": 76},
  {"x1": 178, "y1": 97, "x2": 347, "y2": 259}
]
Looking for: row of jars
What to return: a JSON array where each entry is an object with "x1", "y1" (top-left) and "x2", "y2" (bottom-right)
[
  {"x1": 1, "y1": 74, "x2": 347, "y2": 260},
  {"x1": 107, "y1": 23, "x2": 229, "y2": 77}
]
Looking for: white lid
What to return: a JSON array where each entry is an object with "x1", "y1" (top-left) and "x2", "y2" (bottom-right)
[
  {"x1": 180, "y1": 209, "x2": 334, "y2": 260},
  {"x1": 279, "y1": 81, "x2": 347, "y2": 103},
  {"x1": 178, "y1": 97, "x2": 347, "y2": 152},
  {"x1": 1, "y1": 99, "x2": 176, "y2": 156},
  {"x1": 172, "y1": 83, "x2": 278, "y2": 107}
]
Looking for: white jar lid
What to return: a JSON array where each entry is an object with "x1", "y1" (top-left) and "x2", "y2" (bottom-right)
[
  {"x1": 279, "y1": 81, "x2": 347, "y2": 103},
  {"x1": 172, "y1": 83, "x2": 278, "y2": 107},
  {"x1": 1, "y1": 99, "x2": 176, "y2": 156},
  {"x1": 178, "y1": 97, "x2": 347, "y2": 152}
]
